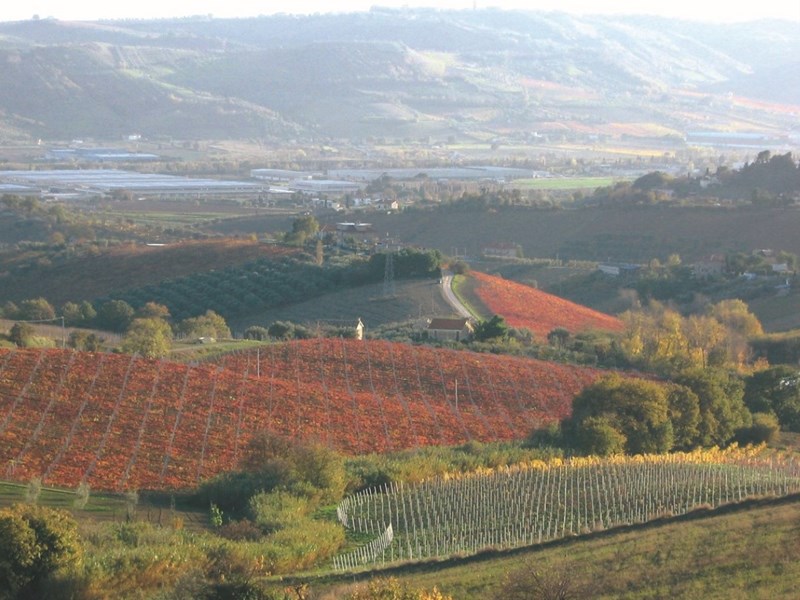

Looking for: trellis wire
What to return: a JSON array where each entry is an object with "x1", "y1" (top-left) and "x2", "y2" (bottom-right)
[{"x1": 333, "y1": 454, "x2": 800, "y2": 569}]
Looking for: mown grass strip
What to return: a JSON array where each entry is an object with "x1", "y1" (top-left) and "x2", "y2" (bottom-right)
[
  {"x1": 510, "y1": 176, "x2": 621, "y2": 190},
  {"x1": 451, "y1": 275, "x2": 491, "y2": 320}
]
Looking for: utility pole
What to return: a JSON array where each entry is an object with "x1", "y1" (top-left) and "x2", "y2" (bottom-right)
[{"x1": 383, "y1": 250, "x2": 396, "y2": 298}]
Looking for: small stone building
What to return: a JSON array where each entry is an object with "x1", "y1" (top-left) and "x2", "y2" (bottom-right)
[{"x1": 426, "y1": 317, "x2": 474, "y2": 342}]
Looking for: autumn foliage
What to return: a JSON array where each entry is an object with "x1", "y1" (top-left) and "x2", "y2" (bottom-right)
[
  {"x1": 470, "y1": 271, "x2": 624, "y2": 338},
  {"x1": 0, "y1": 342, "x2": 618, "y2": 492}
]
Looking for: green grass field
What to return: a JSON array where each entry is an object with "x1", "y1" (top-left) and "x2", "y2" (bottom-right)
[
  {"x1": 168, "y1": 338, "x2": 266, "y2": 362},
  {"x1": 0, "y1": 481, "x2": 205, "y2": 524},
  {"x1": 0, "y1": 481, "x2": 207, "y2": 529},
  {"x1": 450, "y1": 274, "x2": 490, "y2": 320},
  {"x1": 510, "y1": 176, "x2": 621, "y2": 190}
]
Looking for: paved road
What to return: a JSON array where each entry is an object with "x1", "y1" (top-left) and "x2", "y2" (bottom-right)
[{"x1": 440, "y1": 270, "x2": 473, "y2": 318}]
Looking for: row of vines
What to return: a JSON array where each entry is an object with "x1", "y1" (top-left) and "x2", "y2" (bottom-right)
[
  {"x1": 469, "y1": 270, "x2": 624, "y2": 337},
  {"x1": 0, "y1": 341, "x2": 614, "y2": 491},
  {"x1": 333, "y1": 448, "x2": 800, "y2": 569},
  {"x1": 213, "y1": 338, "x2": 610, "y2": 451},
  {"x1": 99, "y1": 255, "x2": 349, "y2": 320}
]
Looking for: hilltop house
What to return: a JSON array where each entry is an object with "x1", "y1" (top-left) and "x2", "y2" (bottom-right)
[
  {"x1": 426, "y1": 317, "x2": 474, "y2": 342},
  {"x1": 482, "y1": 242, "x2": 520, "y2": 259},
  {"x1": 692, "y1": 255, "x2": 726, "y2": 279},
  {"x1": 598, "y1": 263, "x2": 641, "y2": 278},
  {"x1": 375, "y1": 199, "x2": 400, "y2": 211}
]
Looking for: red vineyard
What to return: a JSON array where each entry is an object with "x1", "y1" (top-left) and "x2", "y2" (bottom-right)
[
  {"x1": 470, "y1": 271, "x2": 624, "y2": 338},
  {"x1": 0, "y1": 341, "x2": 615, "y2": 492}
]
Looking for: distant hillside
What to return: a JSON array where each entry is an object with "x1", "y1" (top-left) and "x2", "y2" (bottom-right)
[
  {"x1": 0, "y1": 43, "x2": 300, "y2": 140},
  {"x1": 0, "y1": 11, "x2": 796, "y2": 141},
  {"x1": 705, "y1": 61, "x2": 800, "y2": 105},
  {"x1": 358, "y1": 205, "x2": 800, "y2": 263},
  {"x1": 0, "y1": 343, "x2": 618, "y2": 490}
]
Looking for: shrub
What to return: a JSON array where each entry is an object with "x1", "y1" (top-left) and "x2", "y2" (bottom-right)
[
  {"x1": 209, "y1": 503, "x2": 224, "y2": 529},
  {"x1": 18, "y1": 298, "x2": 56, "y2": 321},
  {"x1": 744, "y1": 365, "x2": 800, "y2": 432},
  {"x1": 450, "y1": 260, "x2": 470, "y2": 275},
  {"x1": 575, "y1": 416, "x2": 626, "y2": 456},
  {"x1": 25, "y1": 478, "x2": 42, "y2": 505},
  {"x1": 68, "y1": 331, "x2": 104, "y2": 352},
  {"x1": 216, "y1": 519, "x2": 263, "y2": 542},
  {"x1": 203, "y1": 542, "x2": 265, "y2": 583},
  {"x1": 95, "y1": 300, "x2": 135, "y2": 332},
  {"x1": 265, "y1": 519, "x2": 345, "y2": 572},
  {"x1": 525, "y1": 422, "x2": 564, "y2": 449},
  {"x1": 267, "y1": 321, "x2": 294, "y2": 340},
  {"x1": 243, "y1": 326, "x2": 270, "y2": 341},
  {"x1": 736, "y1": 412, "x2": 780, "y2": 445},
  {"x1": 195, "y1": 470, "x2": 287, "y2": 515},
  {"x1": 0, "y1": 504, "x2": 83, "y2": 599},
  {"x1": 569, "y1": 375, "x2": 674, "y2": 454},
  {"x1": 248, "y1": 491, "x2": 310, "y2": 535},
  {"x1": 9, "y1": 322, "x2": 35, "y2": 347},
  {"x1": 501, "y1": 561, "x2": 586, "y2": 600},
  {"x1": 179, "y1": 310, "x2": 231, "y2": 340},
  {"x1": 346, "y1": 577, "x2": 453, "y2": 600},
  {"x1": 121, "y1": 317, "x2": 173, "y2": 358},
  {"x1": 201, "y1": 580, "x2": 274, "y2": 600}
]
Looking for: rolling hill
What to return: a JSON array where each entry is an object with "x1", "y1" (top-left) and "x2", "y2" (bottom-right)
[
  {"x1": 0, "y1": 11, "x2": 796, "y2": 142},
  {"x1": 356, "y1": 205, "x2": 800, "y2": 263},
  {"x1": 228, "y1": 278, "x2": 457, "y2": 332},
  {"x1": 467, "y1": 270, "x2": 623, "y2": 337},
  {"x1": 0, "y1": 342, "x2": 618, "y2": 491}
]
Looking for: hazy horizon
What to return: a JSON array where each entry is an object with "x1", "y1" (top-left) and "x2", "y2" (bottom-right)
[{"x1": 3, "y1": 0, "x2": 799, "y2": 24}]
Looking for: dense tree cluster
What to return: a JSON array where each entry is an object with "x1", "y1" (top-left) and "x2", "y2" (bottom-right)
[
  {"x1": 556, "y1": 294, "x2": 799, "y2": 453},
  {"x1": 587, "y1": 151, "x2": 800, "y2": 206},
  {"x1": 283, "y1": 215, "x2": 320, "y2": 246},
  {"x1": 620, "y1": 299, "x2": 762, "y2": 373},
  {"x1": 565, "y1": 369, "x2": 757, "y2": 456},
  {"x1": 744, "y1": 365, "x2": 800, "y2": 432},
  {"x1": 473, "y1": 315, "x2": 509, "y2": 342},
  {"x1": 121, "y1": 317, "x2": 174, "y2": 358},
  {"x1": 367, "y1": 248, "x2": 443, "y2": 280}
]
